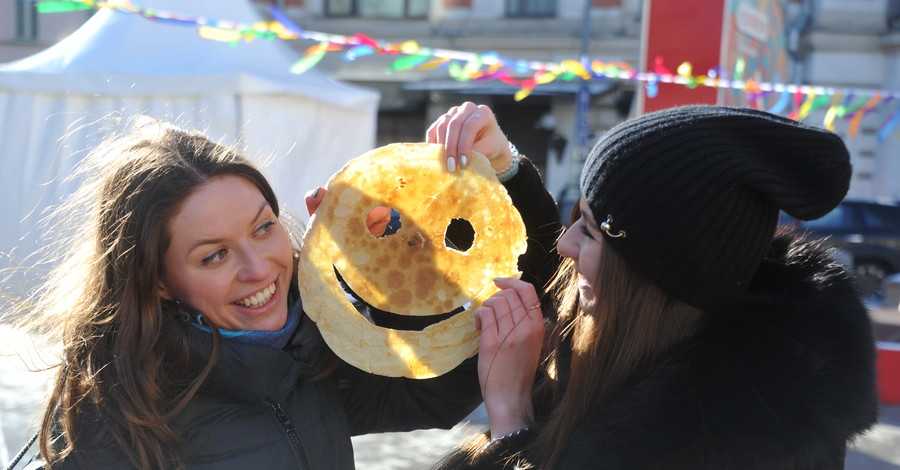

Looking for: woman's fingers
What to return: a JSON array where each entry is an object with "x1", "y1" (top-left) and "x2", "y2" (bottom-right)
[
  {"x1": 425, "y1": 105, "x2": 459, "y2": 146},
  {"x1": 481, "y1": 294, "x2": 515, "y2": 341},
  {"x1": 365, "y1": 206, "x2": 392, "y2": 237},
  {"x1": 304, "y1": 186, "x2": 326, "y2": 216},
  {"x1": 476, "y1": 279, "x2": 544, "y2": 354},
  {"x1": 493, "y1": 277, "x2": 542, "y2": 318},
  {"x1": 425, "y1": 106, "x2": 458, "y2": 172},
  {"x1": 476, "y1": 280, "x2": 544, "y2": 436},
  {"x1": 443, "y1": 102, "x2": 482, "y2": 168},
  {"x1": 425, "y1": 102, "x2": 509, "y2": 173}
]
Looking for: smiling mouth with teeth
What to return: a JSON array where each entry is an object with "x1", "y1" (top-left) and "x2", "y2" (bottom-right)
[{"x1": 234, "y1": 282, "x2": 276, "y2": 308}]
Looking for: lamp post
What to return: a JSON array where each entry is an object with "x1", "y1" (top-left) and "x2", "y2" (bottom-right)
[{"x1": 561, "y1": 0, "x2": 593, "y2": 220}]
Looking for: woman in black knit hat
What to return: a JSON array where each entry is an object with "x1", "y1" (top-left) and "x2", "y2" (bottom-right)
[{"x1": 429, "y1": 102, "x2": 878, "y2": 469}]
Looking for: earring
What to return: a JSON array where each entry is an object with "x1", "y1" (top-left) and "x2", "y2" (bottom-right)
[{"x1": 600, "y1": 215, "x2": 627, "y2": 238}]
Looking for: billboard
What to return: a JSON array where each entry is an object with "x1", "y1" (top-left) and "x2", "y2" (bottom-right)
[{"x1": 637, "y1": 0, "x2": 788, "y2": 114}]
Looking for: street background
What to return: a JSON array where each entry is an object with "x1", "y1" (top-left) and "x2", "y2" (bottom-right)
[{"x1": 1, "y1": 306, "x2": 899, "y2": 469}]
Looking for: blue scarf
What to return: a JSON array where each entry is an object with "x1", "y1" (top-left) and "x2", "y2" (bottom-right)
[{"x1": 179, "y1": 294, "x2": 302, "y2": 349}]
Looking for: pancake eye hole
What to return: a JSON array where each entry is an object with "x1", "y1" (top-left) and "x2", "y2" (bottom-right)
[
  {"x1": 445, "y1": 218, "x2": 475, "y2": 252},
  {"x1": 367, "y1": 207, "x2": 401, "y2": 237}
]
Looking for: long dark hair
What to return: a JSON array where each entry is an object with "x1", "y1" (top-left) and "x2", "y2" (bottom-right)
[
  {"x1": 438, "y1": 204, "x2": 708, "y2": 469},
  {"x1": 18, "y1": 116, "x2": 285, "y2": 469},
  {"x1": 527, "y1": 231, "x2": 706, "y2": 467}
]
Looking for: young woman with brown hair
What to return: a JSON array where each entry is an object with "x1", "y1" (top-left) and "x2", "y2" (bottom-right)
[
  {"x1": 431, "y1": 102, "x2": 879, "y2": 469},
  {"x1": 6, "y1": 113, "x2": 562, "y2": 470}
]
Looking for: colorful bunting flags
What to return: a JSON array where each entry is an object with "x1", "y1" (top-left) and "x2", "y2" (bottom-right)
[{"x1": 24, "y1": 0, "x2": 900, "y2": 140}]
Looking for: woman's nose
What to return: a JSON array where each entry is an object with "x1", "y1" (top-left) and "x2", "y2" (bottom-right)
[
  {"x1": 237, "y1": 246, "x2": 268, "y2": 281},
  {"x1": 556, "y1": 227, "x2": 577, "y2": 261}
]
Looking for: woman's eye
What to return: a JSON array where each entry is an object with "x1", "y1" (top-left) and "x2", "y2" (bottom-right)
[
  {"x1": 580, "y1": 223, "x2": 596, "y2": 240},
  {"x1": 256, "y1": 220, "x2": 276, "y2": 236},
  {"x1": 202, "y1": 249, "x2": 227, "y2": 266}
]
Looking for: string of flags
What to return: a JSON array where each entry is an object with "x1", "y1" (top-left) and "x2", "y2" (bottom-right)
[{"x1": 24, "y1": 0, "x2": 900, "y2": 140}]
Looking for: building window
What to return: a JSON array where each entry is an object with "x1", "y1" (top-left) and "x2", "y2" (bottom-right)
[
  {"x1": 506, "y1": 0, "x2": 556, "y2": 17},
  {"x1": 252, "y1": 0, "x2": 305, "y2": 7},
  {"x1": 16, "y1": 0, "x2": 38, "y2": 41},
  {"x1": 890, "y1": 0, "x2": 900, "y2": 30},
  {"x1": 326, "y1": 0, "x2": 428, "y2": 18}
]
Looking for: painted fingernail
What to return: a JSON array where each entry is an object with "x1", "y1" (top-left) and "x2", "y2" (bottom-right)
[
  {"x1": 447, "y1": 156, "x2": 456, "y2": 172},
  {"x1": 459, "y1": 155, "x2": 468, "y2": 169},
  {"x1": 312, "y1": 187, "x2": 320, "y2": 199}
]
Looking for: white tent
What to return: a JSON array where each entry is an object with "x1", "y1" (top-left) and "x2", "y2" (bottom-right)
[{"x1": 0, "y1": 0, "x2": 379, "y2": 262}]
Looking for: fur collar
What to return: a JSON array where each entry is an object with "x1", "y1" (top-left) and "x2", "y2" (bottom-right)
[{"x1": 555, "y1": 232, "x2": 879, "y2": 469}]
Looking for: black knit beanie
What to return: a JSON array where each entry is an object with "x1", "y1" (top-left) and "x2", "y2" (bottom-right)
[{"x1": 580, "y1": 105, "x2": 851, "y2": 310}]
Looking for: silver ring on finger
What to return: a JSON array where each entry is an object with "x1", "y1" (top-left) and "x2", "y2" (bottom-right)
[{"x1": 526, "y1": 303, "x2": 541, "y2": 311}]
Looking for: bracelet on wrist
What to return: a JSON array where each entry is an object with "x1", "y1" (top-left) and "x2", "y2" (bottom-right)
[
  {"x1": 484, "y1": 427, "x2": 529, "y2": 450},
  {"x1": 495, "y1": 142, "x2": 521, "y2": 183}
]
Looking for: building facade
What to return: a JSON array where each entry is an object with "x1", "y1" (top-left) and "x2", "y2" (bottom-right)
[{"x1": 2, "y1": 0, "x2": 898, "y2": 202}]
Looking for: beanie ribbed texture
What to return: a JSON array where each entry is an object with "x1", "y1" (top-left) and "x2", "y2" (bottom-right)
[{"x1": 580, "y1": 105, "x2": 851, "y2": 310}]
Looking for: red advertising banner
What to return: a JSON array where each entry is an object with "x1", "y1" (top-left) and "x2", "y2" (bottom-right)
[
  {"x1": 719, "y1": 0, "x2": 789, "y2": 109},
  {"x1": 637, "y1": 0, "x2": 787, "y2": 114}
]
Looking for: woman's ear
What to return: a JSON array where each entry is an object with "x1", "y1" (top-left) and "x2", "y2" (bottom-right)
[{"x1": 158, "y1": 281, "x2": 174, "y2": 301}]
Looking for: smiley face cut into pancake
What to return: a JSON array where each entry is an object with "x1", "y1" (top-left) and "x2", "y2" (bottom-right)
[{"x1": 297, "y1": 142, "x2": 527, "y2": 378}]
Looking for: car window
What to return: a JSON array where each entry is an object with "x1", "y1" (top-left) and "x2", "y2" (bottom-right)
[
  {"x1": 804, "y1": 204, "x2": 847, "y2": 230},
  {"x1": 864, "y1": 204, "x2": 900, "y2": 232},
  {"x1": 860, "y1": 206, "x2": 889, "y2": 230}
]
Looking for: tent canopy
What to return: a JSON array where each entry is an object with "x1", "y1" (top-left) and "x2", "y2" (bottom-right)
[
  {"x1": 0, "y1": 1, "x2": 375, "y2": 107},
  {"x1": 0, "y1": 0, "x2": 379, "y2": 261}
]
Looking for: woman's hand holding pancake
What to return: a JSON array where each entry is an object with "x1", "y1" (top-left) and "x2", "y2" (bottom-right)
[
  {"x1": 474, "y1": 277, "x2": 544, "y2": 438},
  {"x1": 306, "y1": 187, "x2": 391, "y2": 237},
  {"x1": 426, "y1": 101, "x2": 514, "y2": 175},
  {"x1": 311, "y1": 100, "x2": 511, "y2": 238}
]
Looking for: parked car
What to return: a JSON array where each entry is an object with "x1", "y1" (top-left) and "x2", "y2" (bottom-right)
[{"x1": 779, "y1": 199, "x2": 900, "y2": 304}]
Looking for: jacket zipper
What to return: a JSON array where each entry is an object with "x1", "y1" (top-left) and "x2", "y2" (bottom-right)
[{"x1": 270, "y1": 401, "x2": 312, "y2": 470}]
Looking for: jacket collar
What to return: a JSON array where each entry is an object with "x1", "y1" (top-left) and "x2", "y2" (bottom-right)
[{"x1": 554, "y1": 233, "x2": 878, "y2": 468}]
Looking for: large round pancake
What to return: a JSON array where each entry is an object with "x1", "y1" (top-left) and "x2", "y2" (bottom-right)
[{"x1": 297, "y1": 143, "x2": 527, "y2": 378}]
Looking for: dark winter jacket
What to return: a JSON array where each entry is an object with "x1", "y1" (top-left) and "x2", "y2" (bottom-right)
[
  {"x1": 439, "y1": 232, "x2": 879, "y2": 469},
  {"x1": 38, "y1": 158, "x2": 562, "y2": 470}
]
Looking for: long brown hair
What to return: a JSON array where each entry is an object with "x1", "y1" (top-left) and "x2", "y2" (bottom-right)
[
  {"x1": 528, "y1": 205, "x2": 707, "y2": 468},
  {"x1": 15, "y1": 116, "x2": 288, "y2": 469}
]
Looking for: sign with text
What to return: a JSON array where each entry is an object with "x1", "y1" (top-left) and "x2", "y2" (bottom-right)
[{"x1": 637, "y1": 0, "x2": 787, "y2": 114}]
